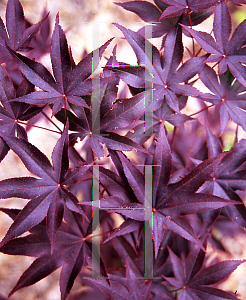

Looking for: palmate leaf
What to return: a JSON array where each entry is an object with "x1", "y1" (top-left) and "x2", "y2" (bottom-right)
[
  {"x1": 87, "y1": 258, "x2": 155, "y2": 300},
  {"x1": 55, "y1": 50, "x2": 151, "y2": 159},
  {"x1": 0, "y1": 0, "x2": 49, "y2": 63},
  {"x1": 159, "y1": 0, "x2": 218, "y2": 19},
  {"x1": 115, "y1": 1, "x2": 213, "y2": 51},
  {"x1": 126, "y1": 96, "x2": 191, "y2": 144},
  {"x1": 198, "y1": 125, "x2": 246, "y2": 229},
  {"x1": 6, "y1": 14, "x2": 113, "y2": 116},
  {"x1": 0, "y1": 207, "x2": 107, "y2": 300},
  {"x1": 94, "y1": 123, "x2": 239, "y2": 256},
  {"x1": 108, "y1": 23, "x2": 205, "y2": 113},
  {"x1": 164, "y1": 245, "x2": 245, "y2": 299},
  {"x1": 0, "y1": 64, "x2": 43, "y2": 161},
  {"x1": 89, "y1": 232, "x2": 173, "y2": 300},
  {"x1": 0, "y1": 122, "x2": 91, "y2": 252},
  {"x1": 182, "y1": 1, "x2": 246, "y2": 87},
  {"x1": 153, "y1": 129, "x2": 235, "y2": 251},
  {"x1": 198, "y1": 65, "x2": 246, "y2": 134},
  {"x1": 56, "y1": 98, "x2": 150, "y2": 159}
]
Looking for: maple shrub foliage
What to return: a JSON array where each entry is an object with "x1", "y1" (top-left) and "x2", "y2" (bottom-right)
[{"x1": 2, "y1": 0, "x2": 246, "y2": 299}]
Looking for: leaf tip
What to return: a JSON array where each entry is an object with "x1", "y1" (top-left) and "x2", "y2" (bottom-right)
[{"x1": 55, "y1": 12, "x2": 59, "y2": 24}]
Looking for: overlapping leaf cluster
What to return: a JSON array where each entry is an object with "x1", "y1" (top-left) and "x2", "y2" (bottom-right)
[{"x1": 0, "y1": 0, "x2": 246, "y2": 299}]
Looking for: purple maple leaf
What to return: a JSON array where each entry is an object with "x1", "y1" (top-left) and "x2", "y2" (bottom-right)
[
  {"x1": 182, "y1": 1, "x2": 246, "y2": 87},
  {"x1": 0, "y1": 122, "x2": 91, "y2": 252},
  {"x1": 89, "y1": 123, "x2": 239, "y2": 256},
  {"x1": 0, "y1": 0, "x2": 48, "y2": 63},
  {"x1": 107, "y1": 23, "x2": 205, "y2": 113},
  {"x1": 6, "y1": 14, "x2": 113, "y2": 116},
  {"x1": 164, "y1": 244, "x2": 244, "y2": 299},
  {"x1": 0, "y1": 207, "x2": 108, "y2": 300},
  {"x1": 198, "y1": 65, "x2": 246, "y2": 134}
]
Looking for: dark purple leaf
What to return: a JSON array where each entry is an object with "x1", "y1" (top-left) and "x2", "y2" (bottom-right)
[
  {"x1": 2, "y1": 208, "x2": 107, "y2": 300},
  {"x1": 198, "y1": 65, "x2": 246, "y2": 134},
  {"x1": 0, "y1": 64, "x2": 41, "y2": 161},
  {"x1": 0, "y1": 0, "x2": 48, "y2": 63},
  {"x1": 182, "y1": 1, "x2": 246, "y2": 86},
  {"x1": 114, "y1": 1, "x2": 162, "y2": 22},
  {"x1": 0, "y1": 123, "x2": 91, "y2": 251},
  {"x1": 6, "y1": 19, "x2": 113, "y2": 115},
  {"x1": 164, "y1": 246, "x2": 244, "y2": 299},
  {"x1": 109, "y1": 24, "x2": 205, "y2": 112},
  {"x1": 55, "y1": 85, "x2": 151, "y2": 158},
  {"x1": 159, "y1": 0, "x2": 217, "y2": 20}
]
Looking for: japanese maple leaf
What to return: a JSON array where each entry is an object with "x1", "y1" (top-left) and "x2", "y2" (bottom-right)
[
  {"x1": 60, "y1": 93, "x2": 151, "y2": 159},
  {"x1": 115, "y1": 1, "x2": 213, "y2": 51},
  {"x1": 198, "y1": 65, "x2": 246, "y2": 134},
  {"x1": 27, "y1": 7, "x2": 52, "y2": 60},
  {"x1": 88, "y1": 234, "x2": 173, "y2": 300},
  {"x1": 126, "y1": 95, "x2": 191, "y2": 145},
  {"x1": 0, "y1": 64, "x2": 43, "y2": 162},
  {"x1": 115, "y1": 0, "x2": 170, "y2": 41},
  {"x1": 87, "y1": 259, "x2": 157, "y2": 300},
  {"x1": 108, "y1": 23, "x2": 205, "y2": 113},
  {"x1": 167, "y1": 119, "x2": 208, "y2": 172},
  {"x1": 164, "y1": 244, "x2": 244, "y2": 299},
  {"x1": 54, "y1": 47, "x2": 151, "y2": 159},
  {"x1": 159, "y1": 0, "x2": 218, "y2": 19},
  {"x1": 182, "y1": 1, "x2": 246, "y2": 87},
  {"x1": 6, "y1": 14, "x2": 113, "y2": 116},
  {"x1": 93, "y1": 123, "x2": 238, "y2": 256},
  {"x1": 0, "y1": 122, "x2": 92, "y2": 252},
  {"x1": 0, "y1": 207, "x2": 108, "y2": 300},
  {"x1": 197, "y1": 125, "x2": 246, "y2": 230},
  {"x1": 0, "y1": 0, "x2": 48, "y2": 63}
]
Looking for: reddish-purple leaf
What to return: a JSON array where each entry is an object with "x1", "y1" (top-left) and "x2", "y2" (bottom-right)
[
  {"x1": 7, "y1": 26, "x2": 113, "y2": 115},
  {"x1": 182, "y1": 1, "x2": 246, "y2": 86},
  {"x1": 0, "y1": 1, "x2": 245, "y2": 300},
  {"x1": 86, "y1": 279, "x2": 131, "y2": 300},
  {"x1": 0, "y1": 0, "x2": 48, "y2": 63},
  {"x1": 114, "y1": 1, "x2": 162, "y2": 22},
  {"x1": 164, "y1": 246, "x2": 244, "y2": 299},
  {"x1": 189, "y1": 260, "x2": 246, "y2": 286},
  {"x1": 152, "y1": 122, "x2": 172, "y2": 205},
  {"x1": 110, "y1": 24, "x2": 204, "y2": 112},
  {"x1": 0, "y1": 124, "x2": 90, "y2": 250},
  {"x1": 159, "y1": 0, "x2": 217, "y2": 20},
  {"x1": 198, "y1": 66, "x2": 246, "y2": 134},
  {"x1": 118, "y1": 152, "x2": 145, "y2": 204},
  {"x1": 55, "y1": 89, "x2": 151, "y2": 158},
  {"x1": 2, "y1": 209, "x2": 101, "y2": 300}
]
